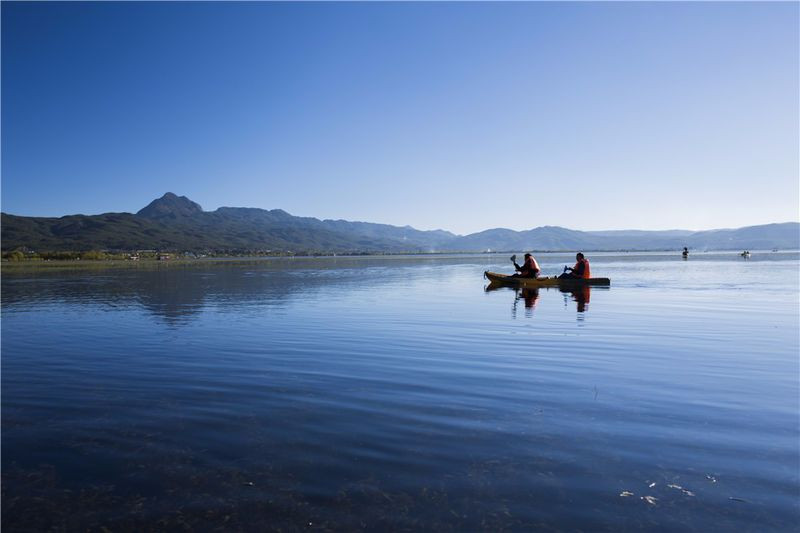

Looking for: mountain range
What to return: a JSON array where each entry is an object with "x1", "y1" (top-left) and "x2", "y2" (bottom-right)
[{"x1": 2, "y1": 193, "x2": 798, "y2": 253}]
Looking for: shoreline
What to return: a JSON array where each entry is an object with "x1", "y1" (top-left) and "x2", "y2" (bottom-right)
[{"x1": 2, "y1": 249, "x2": 796, "y2": 272}]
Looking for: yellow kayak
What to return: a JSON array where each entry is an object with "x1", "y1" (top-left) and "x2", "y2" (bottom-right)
[{"x1": 484, "y1": 271, "x2": 611, "y2": 288}]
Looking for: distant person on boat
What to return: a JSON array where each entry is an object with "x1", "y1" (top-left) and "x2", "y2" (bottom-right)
[
  {"x1": 510, "y1": 253, "x2": 540, "y2": 278},
  {"x1": 558, "y1": 252, "x2": 591, "y2": 279},
  {"x1": 682, "y1": 247, "x2": 689, "y2": 258}
]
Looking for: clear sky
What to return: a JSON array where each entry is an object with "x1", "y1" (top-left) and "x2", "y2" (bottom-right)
[{"x1": 2, "y1": 1, "x2": 798, "y2": 235}]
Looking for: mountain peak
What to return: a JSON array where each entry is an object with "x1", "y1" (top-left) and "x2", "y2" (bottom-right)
[{"x1": 137, "y1": 193, "x2": 203, "y2": 220}]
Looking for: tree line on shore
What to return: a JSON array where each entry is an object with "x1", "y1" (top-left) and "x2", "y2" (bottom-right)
[{"x1": 1, "y1": 249, "x2": 386, "y2": 262}]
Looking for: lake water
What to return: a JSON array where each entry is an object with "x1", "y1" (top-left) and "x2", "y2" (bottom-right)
[{"x1": 2, "y1": 252, "x2": 798, "y2": 531}]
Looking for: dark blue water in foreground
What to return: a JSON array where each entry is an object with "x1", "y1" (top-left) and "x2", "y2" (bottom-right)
[{"x1": 2, "y1": 252, "x2": 798, "y2": 531}]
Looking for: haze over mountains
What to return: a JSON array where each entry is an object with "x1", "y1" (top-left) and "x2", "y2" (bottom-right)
[{"x1": 2, "y1": 193, "x2": 798, "y2": 253}]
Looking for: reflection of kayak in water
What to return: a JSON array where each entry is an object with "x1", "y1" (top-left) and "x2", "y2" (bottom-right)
[
  {"x1": 484, "y1": 271, "x2": 610, "y2": 288},
  {"x1": 485, "y1": 279, "x2": 594, "y2": 313}
]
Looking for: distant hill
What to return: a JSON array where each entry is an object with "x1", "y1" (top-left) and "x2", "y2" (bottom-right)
[
  {"x1": 682, "y1": 224, "x2": 800, "y2": 251},
  {"x1": 2, "y1": 193, "x2": 798, "y2": 253},
  {"x1": 137, "y1": 192, "x2": 203, "y2": 220},
  {"x1": 2, "y1": 193, "x2": 456, "y2": 253},
  {"x1": 442, "y1": 223, "x2": 799, "y2": 252}
]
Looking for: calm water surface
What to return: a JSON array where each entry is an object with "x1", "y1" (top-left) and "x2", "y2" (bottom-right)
[{"x1": 2, "y1": 252, "x2": 798, "y2": 531}]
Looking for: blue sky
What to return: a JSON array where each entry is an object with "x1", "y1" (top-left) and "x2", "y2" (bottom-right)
[{"x1": 2, "y1": 2, "x2": 797, "y2": 235}]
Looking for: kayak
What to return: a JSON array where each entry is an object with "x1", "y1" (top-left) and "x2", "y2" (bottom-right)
[
  {"x1": 484, "y1": 271, "x2": 611, "y2": 288},
  {"x1": 485, "y1": 271, "x2": 611, "y2": 288}
]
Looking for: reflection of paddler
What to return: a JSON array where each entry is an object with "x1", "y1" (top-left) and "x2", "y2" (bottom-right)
[
  {"x1": 561, "y1": 285, "x2": 590, "y2": 312},
  {"x1": 511, "y1": 287, "x2": 540, "y2": 318},
  {"x1": 576, "y1": 285, "x2": 590, "y2": 312},
  {"x1": 520, "y1": 287, "x2": 540, "y2": 309}
]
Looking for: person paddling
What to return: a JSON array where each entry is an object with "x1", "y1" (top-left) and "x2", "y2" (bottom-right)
[
  {"x1": 510, "y1": 253, "x2": 540, "y2": 278},
  {"x1": 558, "y1": 252, "x2": 591, "y2": 279}
]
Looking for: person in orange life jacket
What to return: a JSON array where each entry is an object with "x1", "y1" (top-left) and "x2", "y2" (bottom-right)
[
  {"x1": 558, "y1": 252, "x2": 591, "y2": 279},
  {"x1": 510, "y1": 253, "x2": 540, "y2": 278}
]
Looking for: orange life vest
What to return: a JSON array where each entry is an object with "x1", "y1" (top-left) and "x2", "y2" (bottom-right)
[{"x1": 573, "y1": 258, "x2": 591, "y2": 279}]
